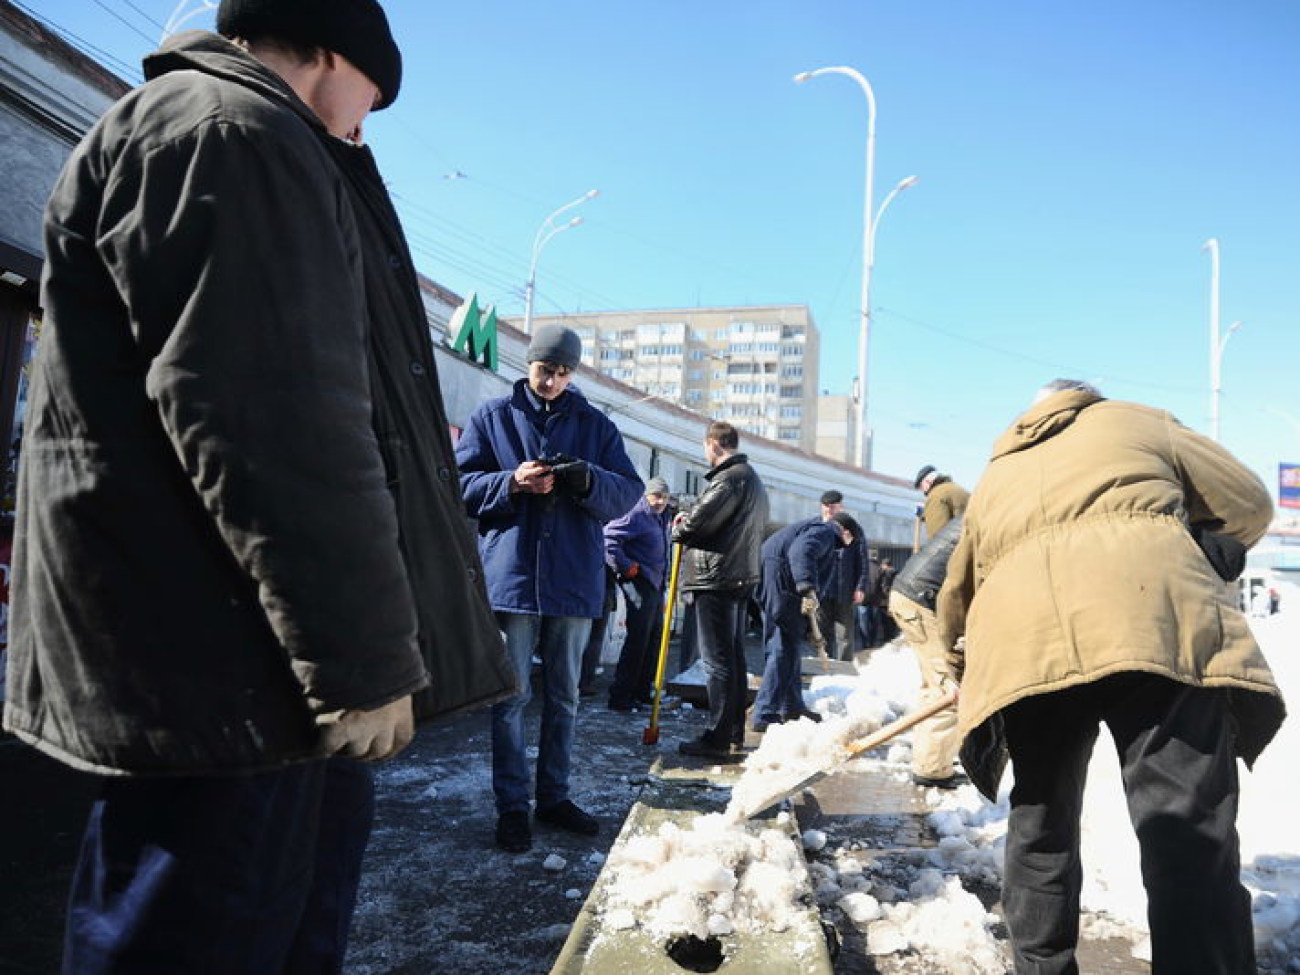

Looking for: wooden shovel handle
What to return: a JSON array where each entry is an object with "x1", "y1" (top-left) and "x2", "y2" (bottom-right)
[{"x1": 843, "y1": 688, "x2": 959, "y2": 760}]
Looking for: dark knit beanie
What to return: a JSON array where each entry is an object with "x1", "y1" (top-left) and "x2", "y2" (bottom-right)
[
  {"x1": 913, "y1": 464, "x2": 936, "y2": 489},
  {"x1": 820, "y1": 489, "x2": 843, "y2": 506},
  {"x1": 526, "y1": 325, "x2": 583, "y2": 370},
  {"x1": 217, "y1": 0, "x2": 402, "y2": 109},
  {"x1": 830, "y1": 512, "x2": 862, "y2": 544}
]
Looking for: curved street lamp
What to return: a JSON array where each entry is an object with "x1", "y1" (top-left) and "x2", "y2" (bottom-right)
[
  {"x1": 523, "y1": 189, "x2": 599, "y2": 334},
  {"x1": 1202, "y1": 238, "x2": 1242, "y2": 442},
  {"x1": 795, "y1": 67, "x2": 915, "y2": 469}
]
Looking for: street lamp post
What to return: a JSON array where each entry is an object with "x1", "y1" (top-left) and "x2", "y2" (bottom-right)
[
  {"x1": 794, "y1": 67, "x2": 916, "y2": 469},
  {"x1": 522, "y1": 189, "x2": 599, "y2": 335},
  {"x1": 1202, "y1": 237, "x2": 1242, "y2": 442}
]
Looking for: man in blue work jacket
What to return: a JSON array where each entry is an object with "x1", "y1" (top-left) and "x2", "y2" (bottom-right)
[{"x1": 456, "y1": 325, "x2": 642, "y2": 852}]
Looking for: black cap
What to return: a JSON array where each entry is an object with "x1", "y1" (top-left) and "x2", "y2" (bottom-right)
[
  {"x1": 526, "y1": 325, "x2": 583, "y2": 370},
  {"x1": 820, "y1": 490, "x2": 843, "y2": 506},
  {"x1": 914, "y1": 464, "x2": 936, "y2": 489},
  {"x1": 217, "y1": 0, "x2": 402, "y2": 109}
]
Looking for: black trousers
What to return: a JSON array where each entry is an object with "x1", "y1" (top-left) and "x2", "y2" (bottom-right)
[
  {"x1": 1001, "y1": 673, "x2": 1255, "y2": 975},
  {"x1": 608, "y1": 575, "x2": 664, "y2": 708},
  {"x1": 693, "y1": 588, "x2": 750, "y2": 747},
  {"x1": 64, "y1": 757, "x2": 375, "y2": 974}
]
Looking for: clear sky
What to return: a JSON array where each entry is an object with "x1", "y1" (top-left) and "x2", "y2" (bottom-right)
[{"x1": 20, "y1": 0, "x2": 1300, "y2": 497}]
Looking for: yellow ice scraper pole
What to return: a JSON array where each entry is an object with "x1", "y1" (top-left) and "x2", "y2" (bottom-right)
[{"x1": 643, "y1": 543, "x2": 683, "y2": 746}]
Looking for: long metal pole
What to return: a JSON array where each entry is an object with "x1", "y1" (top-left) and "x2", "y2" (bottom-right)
[
  {"x1": 1203, "y1": 237, "x2": 1221, "y2": 440},
  {"x1": 796, "y1": 67, "x2": 876, "y2": 468}
]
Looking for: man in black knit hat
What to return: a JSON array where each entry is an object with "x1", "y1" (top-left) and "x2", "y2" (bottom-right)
[{"x1": 5, "y1": 1, "x2": 516, "y2": 968}]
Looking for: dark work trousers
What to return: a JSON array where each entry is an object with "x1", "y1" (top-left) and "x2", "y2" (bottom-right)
[
  {"x1": 608, "y1": 575, "x2": 664, "y2": 708},
  {"x1": 693, "y1": 588, "x2": 751, "y2": 748},
  {"x1": 578, "y1": 611, "x2": 609, "y2": 693},
  {"x1": 817, "y1": 597, "x2": 858, "y2": 661},
  {"x1": 579, "y1": 570, "x2": 618, "y2": 693},
  {"x1": 64, "y1": 757, "x2": 375, "y2": 975},
  {"x1": 1001, "y1": 673, "x2": 1255, "y2": 975},
  {"x1": 677, "y1": 597, "x2": 699, "y2": 675}
]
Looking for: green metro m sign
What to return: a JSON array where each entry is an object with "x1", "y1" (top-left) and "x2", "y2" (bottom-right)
[{"x1": 449, "y1": 292, "x2": 499, "y2": 371}]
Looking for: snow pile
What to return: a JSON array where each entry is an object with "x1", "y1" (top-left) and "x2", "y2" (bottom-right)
[
  {"x1": 600, "y1": 812, "x2": 809, "y2": 940},
  {"x1": 863, "y1": 870, "x2": 1007, "y2": 974}
]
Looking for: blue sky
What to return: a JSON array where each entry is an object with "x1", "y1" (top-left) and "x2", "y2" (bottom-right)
[{"x1": 23, "y1": 0, "x2": 1300, "y2": 496}]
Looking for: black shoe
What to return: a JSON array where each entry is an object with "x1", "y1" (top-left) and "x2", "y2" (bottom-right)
[
  {"x1": 788, "y1": 709, "x2": 823, "y2": 724},
  {"x1": 495, "y1": 811, "x2": 532, "y2": 852},
  {"x1": 912, "y1": 772, "x2": 963, "y2": 790},
  {"x1": 578, "y1": 685, "x2": 597, "y2": 698},
  {"x1": 678, "y1": 736, "x2": 734, "y2": 759},
  {"x1": 606, "y1": 699, "x2": 637, "y2": 713},
  {"x1": 751, "y1": 714, "x2": 782, "y2": 733},
  {"x1": 536, "y1": 799, "x2": 600, "y2": 836}
]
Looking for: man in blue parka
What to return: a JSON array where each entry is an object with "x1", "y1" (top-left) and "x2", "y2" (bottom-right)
[
  {"x1": 456, "y1": 325, "x2": 642, "y2": 852},
  {"x1": 752, "y1": 512, "x2": 861, "y2": 729}
]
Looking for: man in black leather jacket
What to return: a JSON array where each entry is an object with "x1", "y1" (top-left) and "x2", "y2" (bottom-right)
[{"x1": 671, "y1": 422, "x2": 769, "y2": 758}]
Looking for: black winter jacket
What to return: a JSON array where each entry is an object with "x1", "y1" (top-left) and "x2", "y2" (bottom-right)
[
  {"x1": 891, "y1": 517, "x2": 964, "y2": 611},
  {"x1": 672, "y1": 453, "x2": 768, "y2": 593},
  {"x1": 3, "y1": 33, "x2": 514, "y2": 775}
]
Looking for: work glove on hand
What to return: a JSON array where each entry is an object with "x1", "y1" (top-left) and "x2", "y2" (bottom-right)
[
  {"x1": 317, "y1": 696, "x2": 415, "y2": 762},
  {"x1": 617, "y1": 562, "x2": 640, "y2": 582},
  {"x1": 798, "y1": 588, "x2": 820, "y2": 617},
  {"x1": 550, "y1": 458, "x2": 593, "y2": 498}
]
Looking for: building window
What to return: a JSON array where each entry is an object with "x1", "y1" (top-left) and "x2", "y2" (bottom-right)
[
  {"x1": 778, "y1": 428, "x2": 801, "y2": 441},
  {"x1": 781, "y1": 365, "x2": 803, "y2": 379},
  {"x1": 780, "y1": 405, "x2": 801, "y2": 419}
]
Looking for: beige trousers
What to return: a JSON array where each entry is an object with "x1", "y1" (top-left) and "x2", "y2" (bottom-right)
[{"x1": 887, "y1": 590, "x2": 961, "y2": 779}]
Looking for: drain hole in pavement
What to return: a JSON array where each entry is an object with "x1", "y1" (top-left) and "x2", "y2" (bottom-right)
[{"x1": 665, "y1": 934, "x2": 725, "y2": 972}]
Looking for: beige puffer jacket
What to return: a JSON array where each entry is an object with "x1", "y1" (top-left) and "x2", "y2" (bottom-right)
[{"x1": 938, "y1": 389, "x2": 1285, "y2": 798}]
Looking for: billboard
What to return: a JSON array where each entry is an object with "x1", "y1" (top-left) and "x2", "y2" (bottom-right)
[{"x1": 1280, "y1": 463, "x2": 1300, "y2": 510}]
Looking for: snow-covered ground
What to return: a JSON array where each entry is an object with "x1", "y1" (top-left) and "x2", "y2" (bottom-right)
[{"x1": 796, "y1": 578, "x2": 1300, "y2": 972}]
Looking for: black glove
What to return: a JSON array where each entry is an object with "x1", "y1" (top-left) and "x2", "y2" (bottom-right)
[{"x1": 549, "y1": 458, "x2": 592, "y2": 498}]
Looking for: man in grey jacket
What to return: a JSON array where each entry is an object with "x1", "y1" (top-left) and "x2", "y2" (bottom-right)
[{"x1": 4, "y1": 1, "x2": 513, "y2": 969}]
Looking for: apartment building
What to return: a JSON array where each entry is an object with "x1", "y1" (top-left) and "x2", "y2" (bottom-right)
[{"x1": 518, "y1": 305, "x2": 820, "y2": 451}]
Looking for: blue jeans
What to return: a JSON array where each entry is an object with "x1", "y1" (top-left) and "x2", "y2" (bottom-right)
[
  {"x1": 64, "y1": 758, "x2": 374, "y2": 974},
  {"x1": 492, "y1": 612, "x2": 591, "y2": 814},
  {"x1": 752, "y1": 614, "x2": 806, "y2": 721}
]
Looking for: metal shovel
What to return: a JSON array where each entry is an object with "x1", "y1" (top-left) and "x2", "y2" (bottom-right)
[{"x1": 730, "y1": 688, "x2": 960, "y2": 820}]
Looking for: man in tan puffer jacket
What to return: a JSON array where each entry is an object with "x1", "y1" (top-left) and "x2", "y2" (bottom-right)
[{"x1": 939, "y1": 378, "x2": 1284, "y2": 975}]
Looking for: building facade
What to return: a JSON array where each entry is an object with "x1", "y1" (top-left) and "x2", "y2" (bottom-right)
[
  {"x1": 517, "y1": 305, "x2": 820, "y2": 452},
  {"x1": 815, "y1": 392, "x2": 856, "y2": 463},
  {"x1": 0, "y1": 2, "x2": 128, "y2": 510}
]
